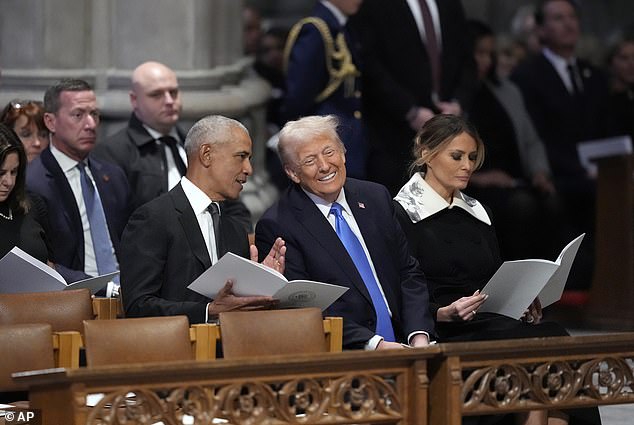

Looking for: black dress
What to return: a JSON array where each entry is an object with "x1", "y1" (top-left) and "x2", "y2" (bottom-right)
[
  {"x1": 394, "y1": 194, "x2": 602, "y2": 424},
  {"x1": 394, "y1": 201, "x2": 568, "y2": 342}
]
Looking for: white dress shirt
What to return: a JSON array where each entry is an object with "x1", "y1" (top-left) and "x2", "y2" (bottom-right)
[
  {"x1": 180, "y1": 177, "x2": 222, "y2": 322},
  {"x1": 180, "y1": 177, "x2": 220, "y2": 264}
]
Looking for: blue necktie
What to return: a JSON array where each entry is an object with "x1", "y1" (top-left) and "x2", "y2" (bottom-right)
[
  {"x1": 330, "y1": 202, "x2": 395, "y2": 342},
  {"x1": 77, "y1": 162, "x2": 119, "y2": 281}
]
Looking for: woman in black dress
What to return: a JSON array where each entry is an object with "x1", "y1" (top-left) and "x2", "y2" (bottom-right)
[
  {"x1": 0, "y1": 123, "x2": 50, "y2": 263},
  {"x1": 394, "y1": 115, "x2": 600, "y2": 425}
]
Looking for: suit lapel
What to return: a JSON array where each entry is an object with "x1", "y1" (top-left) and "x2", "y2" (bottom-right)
[
  {"x1": 41, "y1": 148, "x2": 82, "y2": 236},
  {"x1": 288, "y1": 184, "x2": 373, "y2": 305},
  {"x1": 170, "y1": 184, "x2": 212, "y2": 270}
]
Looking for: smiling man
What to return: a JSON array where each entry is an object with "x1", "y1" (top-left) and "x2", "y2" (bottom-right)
[
  {"x1": 255, "y1": 115, "x2": 435, "y2": 350},
  {"x1": 120, "y1": 115, "x2": 286, "y2": 324},
  {"x1": 27, "y1": 79, "x2": 131, "y2": 284}
]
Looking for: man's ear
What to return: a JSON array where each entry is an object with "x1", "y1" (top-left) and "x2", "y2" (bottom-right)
[
  {"x1": 284, "y1": 165, "x2": 300, "y2": 184},
  {"x1": 199, "y1": 143, "x2": 213, "y2": 167},
  {"x1": 43, "y1": 112, "x2": 56, "y2": 133},
  {"x1": 129, "y1": 90, "x2": 137, "y2": 109}
]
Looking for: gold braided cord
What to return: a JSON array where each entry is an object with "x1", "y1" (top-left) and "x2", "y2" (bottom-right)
[{"x1": 283, "y1": 17, "x2": 360, "y2": 103}]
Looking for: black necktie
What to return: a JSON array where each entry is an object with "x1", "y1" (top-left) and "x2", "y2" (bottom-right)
[
  {"x1": 159, "y1": 136, "x2": 187, "y2": 176},
  {"x1": 208, "y1": 202, "x2": 223, "y2": 259},
  {"x1": 567, "y1": 63, "x2": 583, "y2": 95},
  {"x1": 418, "y1": 0, "x2": 442, "y2": 98}
]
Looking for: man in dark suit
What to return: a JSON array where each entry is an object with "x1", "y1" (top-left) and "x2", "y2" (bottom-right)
[
  {"x1": 255, "y1": 115, "x2": 434, "y2": 350},
  {"x1": 282, "y1": 0, "x2": 367, "y2": 179},
  {"x1": 120, "y1": 115, "x2": 286, "y2": 324},
  {"x1": 27, "y1": 79, "x2": 131, "y2": 284},
  {"x1": 351, "y1": 0, "x2": 469, "y2": 195},
  {"x1": 93, "y1": 61, "x2": 251, "y2": 232},
  {"x1": 511, "y1": 0, "x2": 610, "y2": 289}
]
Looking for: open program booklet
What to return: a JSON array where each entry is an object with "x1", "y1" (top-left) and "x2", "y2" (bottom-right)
[
  {"x1": 0, "y1": 246, "x2": 117, "y2": 295},
  {"x1": 188, "y1": 252, "x2": 348, "y2": 310},
  {"x1": 479, "y1": 234, "x2": 585, "y2": 319}
]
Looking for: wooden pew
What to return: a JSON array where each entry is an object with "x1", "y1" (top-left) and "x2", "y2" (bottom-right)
[
  {"x1": 15, "y1": 347, "x2": 439, "y2": 425},
  {"x1": 190, "y1": 316, "x2": 344, "y2": 360},
  {"x1": 428, "y1": 333, "x2": 634, "y2": 425},
  {"x1": 55, "y1": 316, "x2": 343, "y2": 366}
]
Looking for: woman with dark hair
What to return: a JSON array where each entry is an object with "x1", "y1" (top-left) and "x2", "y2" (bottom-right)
[
  {"x1": 394, "y1": 114, "x2": 601, "y2": 425},
  {"x1": 0, "y1": 99, "x2": 49, "y2": 163},
  {"x1": 463, "y1": 19, "x2": 568, "y2": 261},
  {"x1": 0, "y1": 123, "x2": 50, "y2": 263}
]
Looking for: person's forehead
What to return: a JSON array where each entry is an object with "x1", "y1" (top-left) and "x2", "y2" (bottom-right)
[
  {"x1": 60, "y1": 90, "x2": 97, "y2": 107},
  {"x1": 139, "y1": 70, "x2": 178, "y2": 91},
  {"x1": 295, "y1": 135, "x2": 338, "y2": 155},
  {"x1": 215, "y1": 128, "x2": 252, "y2": 150}
]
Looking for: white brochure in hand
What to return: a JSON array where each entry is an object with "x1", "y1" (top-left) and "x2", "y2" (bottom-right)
[
  {"x1": 187, "y1": 252, "x2": 348, "y2": 310},
  {"x1": 479, "y1": 234, "x2": 585, "y2": 319},
  {"x1": 0, "y1": 246, "x2": 117, "y2": 295}
]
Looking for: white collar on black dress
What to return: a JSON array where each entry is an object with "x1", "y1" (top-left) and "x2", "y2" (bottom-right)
[{"x1": 394, "y1": 173, "x2": 491, "y2": 225}]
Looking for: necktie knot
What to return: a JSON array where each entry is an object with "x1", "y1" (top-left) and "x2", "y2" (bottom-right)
[
  {"x1": 208, "y1": 202, "x2": 221, "y2": 216},
  {"x1": 159, "y1": 135, "x2": 178, "y2": 147},
  {"x1": 330, "y1": 202, "x2": 343, "y2": 218},
  {"x1": 159, "y1": 136, "x2": 187, "y2": 176}
]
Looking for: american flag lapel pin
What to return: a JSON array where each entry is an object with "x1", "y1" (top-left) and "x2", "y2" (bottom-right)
[
  {"x1": 358, "y1": 202, "x2": 365, "y2": 209},
  {"x1": 102, "y1": 174, "x2": 110, "y2": 182}
]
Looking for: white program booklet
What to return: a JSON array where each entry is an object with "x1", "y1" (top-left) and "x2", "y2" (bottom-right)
[
  {"x1": 188, "y1": 252, "x2": 348, "y2": 310},
  {"x1": 479, "y1": 234, "x2": 585, "y2": 319},
  {"x1": 0, "y1": 246, "x2": 117, "y2": 295}
]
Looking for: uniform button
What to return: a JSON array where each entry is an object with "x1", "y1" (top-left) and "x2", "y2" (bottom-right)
[{"x1": 354, "y1": 110, "x2": 362, "y2": 119}]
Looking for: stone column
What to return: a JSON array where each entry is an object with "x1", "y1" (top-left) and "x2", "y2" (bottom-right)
[{"x1": 0, "y1": 0, "x2": 276, "y2": 220}]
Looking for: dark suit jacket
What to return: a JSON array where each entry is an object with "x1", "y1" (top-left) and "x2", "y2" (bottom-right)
[
  {"x1": 26, "y1": 147, "x2": 131, "y2": 283},
  {"x1": 255, "y1": 178, "x2": 435, "y2": 349},
  {"x1": 283, "y1": 2, "x2": 367, "y2": 178},
  {"x1": 511, "y1": 53, "x2": 610, "y2": 180},
  {"x1": 93, "y1": 113, "x2": 187, "y2": 211},
  {"x1": 120, "y1": 183, "x2": 250, "y2": 324},
  {"x1": 351, "y1": 0, "x2": 468, "y2": 194}
]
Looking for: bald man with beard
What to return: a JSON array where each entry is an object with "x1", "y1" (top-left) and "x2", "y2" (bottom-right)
[{"x1": 94, "y1": 61, "x2": 252, "y2": 230}]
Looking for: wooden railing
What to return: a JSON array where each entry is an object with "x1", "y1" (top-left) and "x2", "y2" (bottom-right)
[
  {"x1": 13, "y1": 333, "x2": 634, "y2": 425},
  {"x1": 428, "y1": 333, "x2": 634, "y2": 424},
  {"x1": 14, "y1": 333, "x2": 634, "y2": 425},
  {"x1": 16, "y1": 347, "x2": 439, "y2": 425}
]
